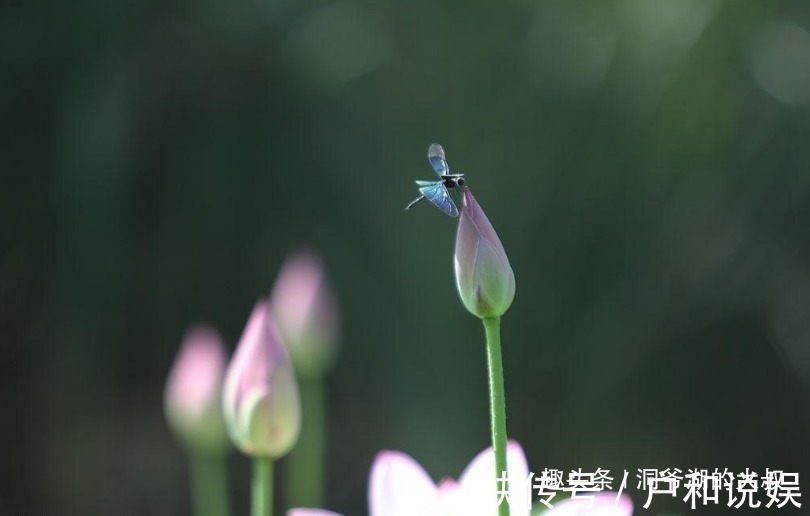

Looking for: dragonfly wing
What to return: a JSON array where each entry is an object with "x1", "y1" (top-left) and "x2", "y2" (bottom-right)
[
  {"x1": 427, "y1": 143, "x2": 449, "y2": 177},
  {"x1": 419, "y1": 182, "x2": 458, "y2": 217}
]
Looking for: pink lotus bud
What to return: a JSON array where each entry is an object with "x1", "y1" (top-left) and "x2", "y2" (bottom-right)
[
  {"x1": 222, "y1": 300, "x2": 301, "y2": 458},
  {"x1": 454, "y1": 189, "x2": 515, "y2": 319},
  {"x1": 164, "y1": 325, "x2": 230, "y2": 454},
  {"x1": 270, "y1": 251, "x2": 340, "y2": 378}
]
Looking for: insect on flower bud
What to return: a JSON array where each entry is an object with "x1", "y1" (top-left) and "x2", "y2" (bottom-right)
[
  {"x1": 164, "y1": 325, "x2": 231, "y2": 455},
  {"x1": 454, "y1": 189, "x2": 515, "y2": 319},
  {"x1": 222, "y1": 300, "x2": 301, "y2": 458},
  {"x1": 270, "y1": 251, "x2": 340, "y2": 379}
]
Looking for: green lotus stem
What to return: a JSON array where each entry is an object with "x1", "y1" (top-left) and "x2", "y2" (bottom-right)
[
  {"x1": 286, "y1": 376, "x2": 326, "y2": 507},
  {"x1": 252, "y1": 457, "x2": 273, "y2": 516},
  {"x1": 190, "y1": 454, "x2": 230, "y2": 516},
  {"x1": 483, "y1": 316, "x2": 509, "y2": 516}
]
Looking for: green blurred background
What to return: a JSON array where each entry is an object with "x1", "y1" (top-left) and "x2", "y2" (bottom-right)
[{"x1": 3, "y1": 0, "x2": 810, "y2": 514}]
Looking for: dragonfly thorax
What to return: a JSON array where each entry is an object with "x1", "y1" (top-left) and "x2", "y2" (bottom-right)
[{"x1": 442, "y1": 174, "x2": 465, "y2": 189}]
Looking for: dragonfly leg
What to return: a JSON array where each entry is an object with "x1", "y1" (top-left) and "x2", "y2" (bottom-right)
[{"x1": 405, "y1": 195, "x2": 425, "y2": 210}]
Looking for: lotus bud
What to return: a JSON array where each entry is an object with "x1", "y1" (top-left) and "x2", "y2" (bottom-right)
[
  {"x1": 164, "y1": 325, "x2": 231, "y2": 455},
  {"x1": 222, "y1": 300, "x2": 301, "y2": 458},
  {"x1": 270, "y1": 251, "x2": 340, "y2": 378},
  {"x1": 454, "y1": 189, "x2": 515, "y2": 319}
]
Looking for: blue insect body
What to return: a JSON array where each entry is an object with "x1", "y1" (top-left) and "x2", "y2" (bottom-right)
[{"x1": 406, "y1": 143, "x2": 466, "y2": 217}]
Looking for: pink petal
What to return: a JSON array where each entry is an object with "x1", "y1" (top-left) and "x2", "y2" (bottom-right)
[
  {"x1": 462, "y1": 189, "x2": 508, "y2": 256},
  {"x1": 437, "y1": 477, "x2": 459, "y2": 495},
  {"x1": 369, "y1": 451, "x2": 438, "y2": 516}
]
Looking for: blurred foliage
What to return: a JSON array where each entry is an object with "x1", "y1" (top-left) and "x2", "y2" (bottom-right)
[{"x1": 3, "y1": 0, "x2": 810, "y2": 514}]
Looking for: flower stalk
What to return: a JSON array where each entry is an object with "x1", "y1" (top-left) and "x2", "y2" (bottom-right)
[
  {"x1": 483, "y1": 317, "x2": 509, "y2": 516},
  {"x1": 190, "y1": 454, "x2": 230, "y2": 516},
  {"x1": 286, "y1": 376, "x2": 326, "y2": 507},
  {"x1": 252, "y1": 457, "x2": 273, "y2": 516}
]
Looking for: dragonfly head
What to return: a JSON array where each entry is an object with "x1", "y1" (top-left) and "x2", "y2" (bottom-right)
[{"x1": 456, "y1": 177, "x2": 465, "y2": 187}]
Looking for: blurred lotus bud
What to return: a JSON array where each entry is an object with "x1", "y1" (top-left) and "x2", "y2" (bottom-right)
[
  {"x1": 270, "y1": 251, "x2": 340, "y2": 378},
  {"x1": 164, "y1": 325, "x2": 231, "y2": 455},
  {"x1": 454, "y1": 189, "x2": 515, "y2": 319},
  {"x1": 223, "y1": 300, "x2": 301, "y2": 458}
]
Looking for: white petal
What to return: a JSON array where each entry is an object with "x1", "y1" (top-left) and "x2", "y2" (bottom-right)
[
  {"x1": 544, "y1": 493, "x2": 633, "y2": 516},
  {"x1": 457, "y1": 441, "x2": 530, "y2": 515},
  {"x1": 369, "y1": 451, "x2": 439, "y2": 516}
]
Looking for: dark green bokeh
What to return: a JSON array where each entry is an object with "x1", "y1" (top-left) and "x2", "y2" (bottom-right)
[{"x1": 3, "y1": 0, "x2": 810, "y2": 514}]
